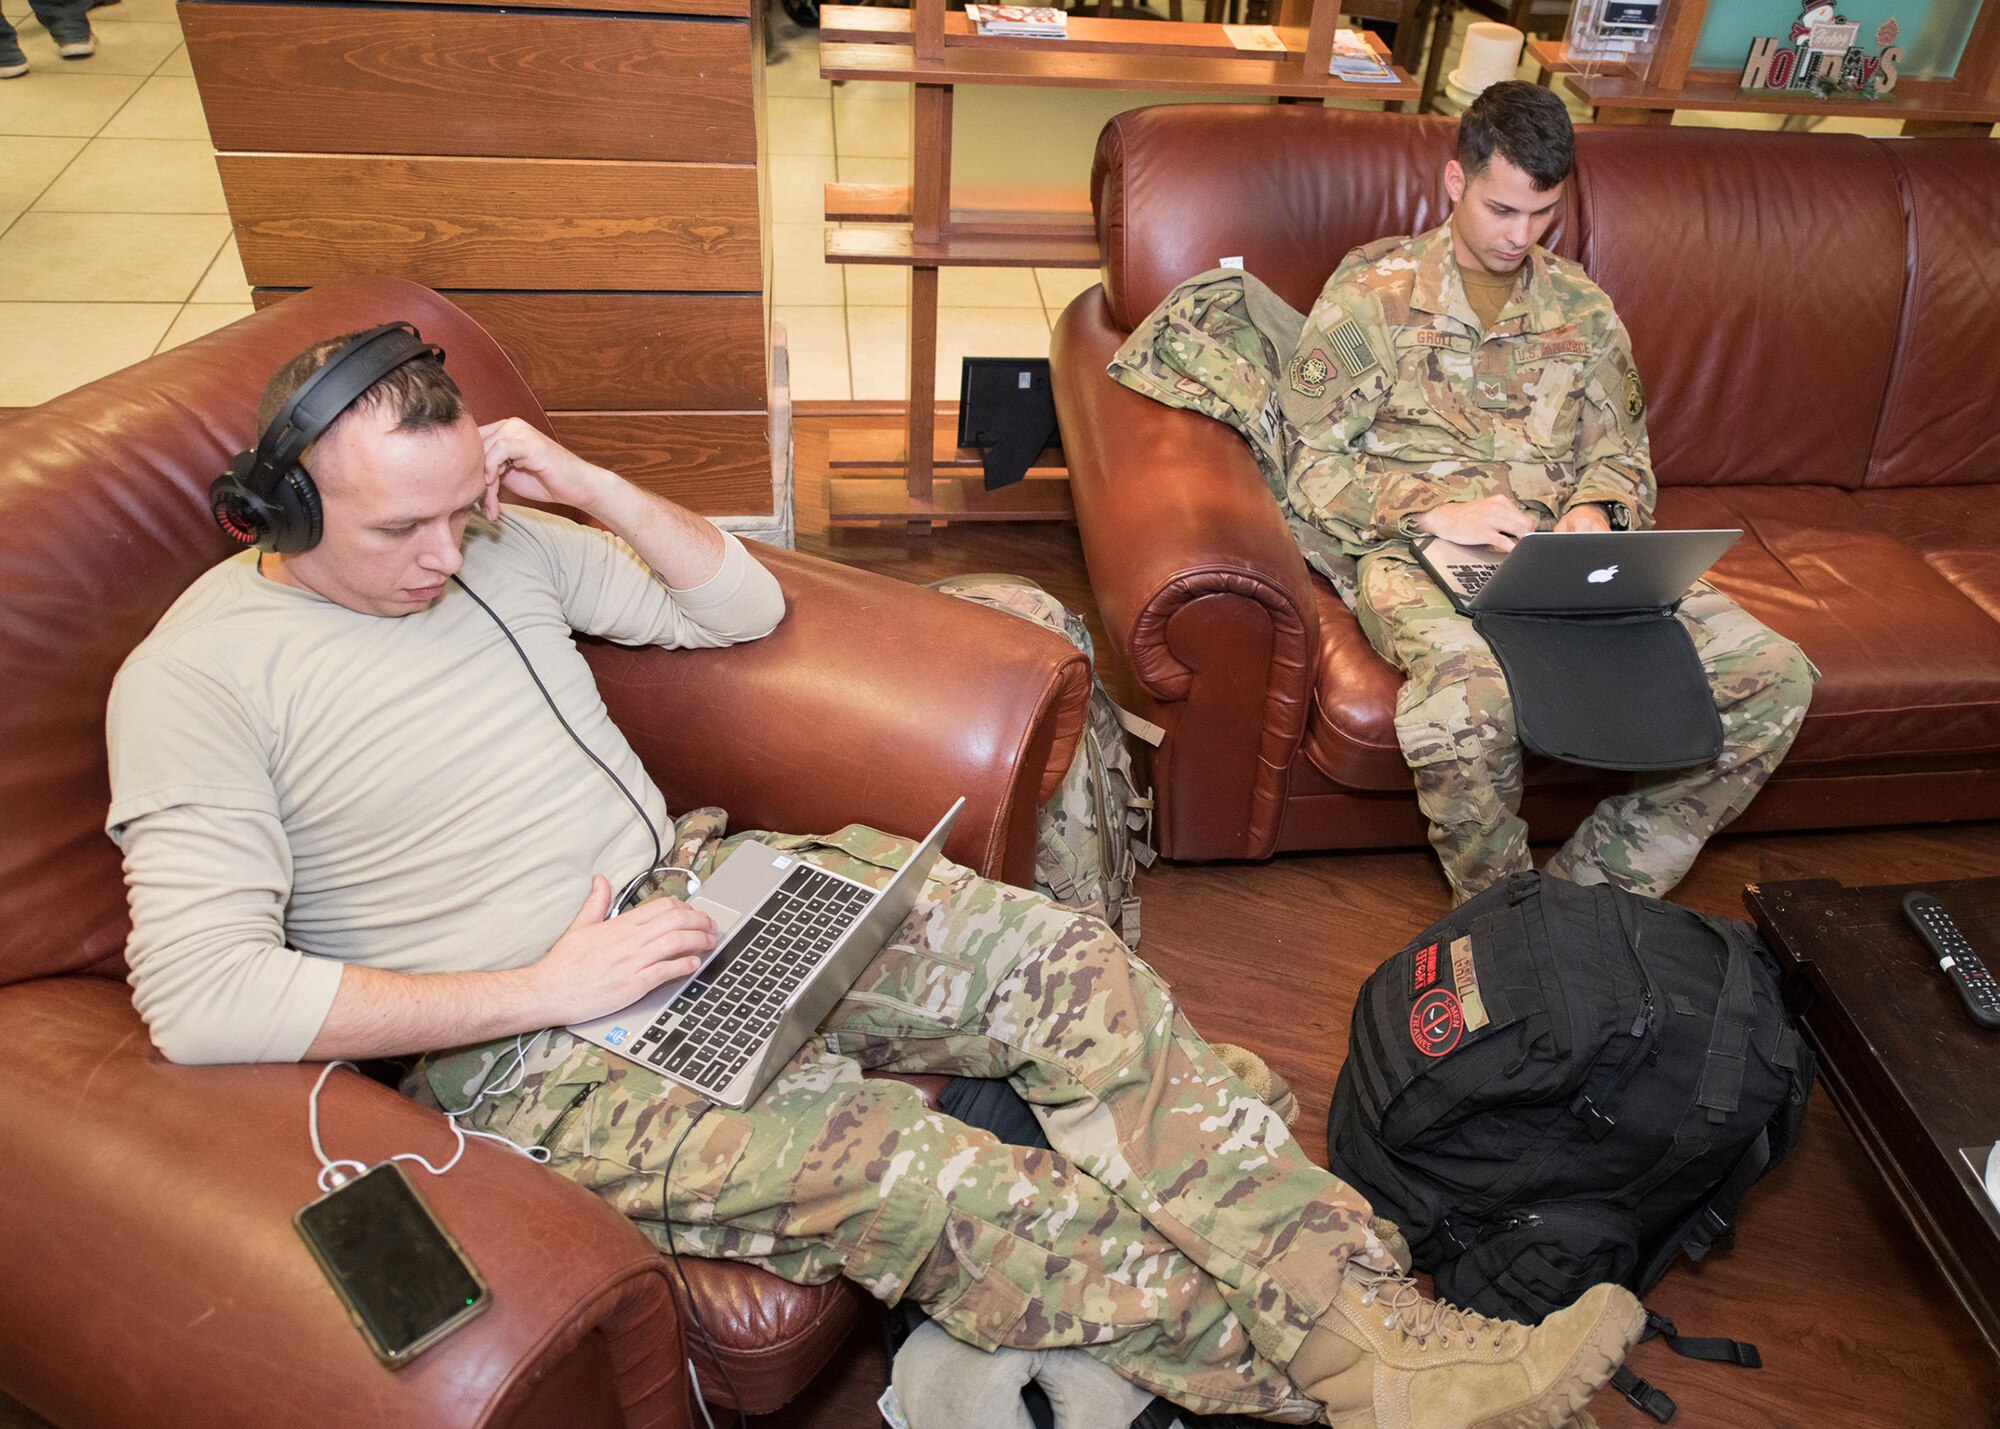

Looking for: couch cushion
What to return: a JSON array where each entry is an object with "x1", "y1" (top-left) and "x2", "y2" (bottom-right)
[
  {"x1": 1866, "y1": 140, "x2": 2000, "y2": 490},
  {"x1": 1092, "y1": 105, "x2": 1579, "y2": 335},
  {"x1": 1853, "y1": 486, "x2": 2000, "y2": 625},
  {"x1": 1659, "y1": 486, "x2": 2000, "y2": 772},
  {"x1": 1574, "y1": 128, "x2": 1904, "y2": 492}
]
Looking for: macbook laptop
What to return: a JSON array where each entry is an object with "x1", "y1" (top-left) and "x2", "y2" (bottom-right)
[
  {"x1": 1415, "y1": 529, "x2": 1742, "y2": 616},
  {"x1": 570, "y1": 799, "x2": 964, "y2": 1109}
]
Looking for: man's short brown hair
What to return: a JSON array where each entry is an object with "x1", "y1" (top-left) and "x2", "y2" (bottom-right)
[
  {"x1": 1456, "y1": 81, "x2": 1575, "y2": 191},
  {"x1": 256, "y1": 329, "x2": 467, "y2": 440}
]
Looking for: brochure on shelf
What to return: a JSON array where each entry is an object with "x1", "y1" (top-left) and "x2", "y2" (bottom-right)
[
  {"x1": 965, "y1": 4, "x2": 1068, "y2": 37},
  {"x1": 1330, "y1": 28, "x2": 1398, "y2": 82}
]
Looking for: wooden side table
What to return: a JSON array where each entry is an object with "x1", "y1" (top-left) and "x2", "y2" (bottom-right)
[{"x1": 1744, "y1": 877, "x2": 2000, "y2": 1360}]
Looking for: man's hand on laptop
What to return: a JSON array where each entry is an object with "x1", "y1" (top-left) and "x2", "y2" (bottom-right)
[
  {"x1": 1416, "y1": 495, "x2": 1538, "y2": 552},
  {"x1": 525, "y1": 875, "x2": 720, "y2": 1026},
  {"x1": 1554, "y1": 503, "x2": 1613, "y2": 534}
]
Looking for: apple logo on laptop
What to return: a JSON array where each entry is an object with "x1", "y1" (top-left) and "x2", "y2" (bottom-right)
[{"x1": 1588, "y1": 564, "x2": 1620, "y2": 584}]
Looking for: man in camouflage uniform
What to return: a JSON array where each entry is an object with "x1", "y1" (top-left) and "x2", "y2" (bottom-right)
[
  {"x1": 1114, "y1": 84, "x2": 1814, "y2": 904},
  {"x1": 111, "y1": 334, "x2": 1643, "y2": 1427}
]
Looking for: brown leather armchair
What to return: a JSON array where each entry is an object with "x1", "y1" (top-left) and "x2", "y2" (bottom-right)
[
  {"x1": 1053, "y1": 106, "x2": 2000, "y2": 863},
  {"x1": 0, "y1": 279, "x2": 1090, "y2": 1428}
]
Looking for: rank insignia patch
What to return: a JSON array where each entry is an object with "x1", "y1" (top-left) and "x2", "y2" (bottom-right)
[
  {"x1": 1289, "y1": 348, "x2": 1332, "y2": 398},
  {"x1": 1623, "y1": 369, "x2": 1645, "y2": 420},
  {"x1": 1327, "y1": 319, "x2": 1378, "y2": 380}
]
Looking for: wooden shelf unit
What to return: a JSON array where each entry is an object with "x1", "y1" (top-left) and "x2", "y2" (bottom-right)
[
  {"x1": 1536, "y1": 3, "x2": 2000, "y2": 136},
  {"x1": 818, "y1": 0, "x2": 1415, "y2": 529},
  {"x1": 183, "y1": 0, "x2": 793, "y2": 540}
]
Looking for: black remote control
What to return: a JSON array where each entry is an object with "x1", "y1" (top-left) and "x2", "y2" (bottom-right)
[{"x1": 1902, "y1": 891, "x2": 2000, "y2": 1030}]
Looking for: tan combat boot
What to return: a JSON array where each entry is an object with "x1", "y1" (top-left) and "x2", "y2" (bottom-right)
[{"x1": 1290, "y1": 1266, "x2": 1642, "y2": 1429}]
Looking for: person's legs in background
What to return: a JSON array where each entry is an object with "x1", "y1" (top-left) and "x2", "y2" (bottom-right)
[
  {"x1": 1, "y1": 13, "x2": 27, "y2": 74},
  {"x1": 0, "y1": 0, "x2": 97, "y2": 70}
]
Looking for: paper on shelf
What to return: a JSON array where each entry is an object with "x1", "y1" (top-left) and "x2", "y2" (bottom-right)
[{"x1": 1224, "y1": 24, "x2": 1287, "y2": 52}]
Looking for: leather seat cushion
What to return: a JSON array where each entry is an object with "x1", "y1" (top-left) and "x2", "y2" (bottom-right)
[
  {"x1": 1853, "y1": 485, "x2": 2000, "y2": 625},
  {"x1": 1662, "y1": 485, "x2": 2000, "y2": 772}
]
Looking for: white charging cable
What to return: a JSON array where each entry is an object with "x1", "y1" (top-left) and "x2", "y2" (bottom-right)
[{"x1": 308, "y1": 1057, "x2": 551, "y2": 1194}]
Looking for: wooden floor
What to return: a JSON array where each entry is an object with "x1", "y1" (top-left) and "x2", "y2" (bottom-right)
[{"x1": 764, "y1": 417, "x2": 2000, "y2": 1429}]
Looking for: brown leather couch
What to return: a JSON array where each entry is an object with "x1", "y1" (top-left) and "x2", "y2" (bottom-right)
[
  {"x1": 1053, "y1": 105, "x2": 2000, "y2": 863},
  {"x1": 0, "y1": 279, "x2": 1089, "y2": 1428}
]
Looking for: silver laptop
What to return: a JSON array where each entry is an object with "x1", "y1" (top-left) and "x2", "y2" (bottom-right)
[
  {"x1": 1415, "y1": 529, "x2": 1741, "y2": 616},
  {"x1": 570, "y1": 799, "x2": 964, "y2": 1109}
]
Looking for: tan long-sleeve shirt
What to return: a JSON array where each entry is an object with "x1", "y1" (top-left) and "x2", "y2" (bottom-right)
[{"x1": 106, "y1": 507, "x2": 784, "y2": 1064}]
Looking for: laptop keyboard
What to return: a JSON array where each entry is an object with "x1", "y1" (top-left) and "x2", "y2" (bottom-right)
[
  {"x1": 626, "y1": 864, "x2": 875, "y2": 1094},
  {"x1": 1450, "y1": 563, "x2": 1498, "y2": 595}
]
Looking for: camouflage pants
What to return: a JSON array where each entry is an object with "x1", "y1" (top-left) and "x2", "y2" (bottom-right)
[
  {"x1": 419, "y1": 820, "x2": 1385, "y2": 1421},
  {"x1": 1354, "y1": 552, "x2": 1815, "y2": 904}
]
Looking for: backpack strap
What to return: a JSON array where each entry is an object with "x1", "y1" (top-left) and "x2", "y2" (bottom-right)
[
  {"x1": 1695, "y1": 914, "x2": 1758, "y2": 1125},
  {"x1": 1611, "y1": 1308, "x2": 1765, "y2": 1425},
  {"x1": 1610, "y1": 1367, "x2": 1677, "y2": 1423},
  {"x1": 1642, "y1": 1308, "x2": 1762, "y2": 1368}
]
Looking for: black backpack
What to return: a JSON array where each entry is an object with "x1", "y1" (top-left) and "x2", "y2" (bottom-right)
[{"x1": 1327, "y1": 873, "x2": 1816, "y2": 1421}]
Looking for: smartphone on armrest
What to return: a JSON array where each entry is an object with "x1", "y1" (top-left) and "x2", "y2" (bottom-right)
[{"x1": 294, "y1": 1161, "x2": 490, "y2": 1367}]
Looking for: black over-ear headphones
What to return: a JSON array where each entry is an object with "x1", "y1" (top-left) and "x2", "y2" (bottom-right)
[{"x1": 209, "y1": 322, "x2": 447, "y2": 554}]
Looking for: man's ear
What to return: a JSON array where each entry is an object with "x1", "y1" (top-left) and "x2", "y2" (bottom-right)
[{"x1": 1444, "y1": 158, "x2": 1466, "y2": 206}]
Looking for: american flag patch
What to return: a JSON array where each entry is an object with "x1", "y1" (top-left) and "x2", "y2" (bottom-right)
[{"x1": 1328, "y1": 318, "x2": 1377, "y2": 378}]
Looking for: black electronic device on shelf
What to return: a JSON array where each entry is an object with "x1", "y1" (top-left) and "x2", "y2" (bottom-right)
[{"x1": 959, "y1": 357, "x2": 1059, "y2": 491}]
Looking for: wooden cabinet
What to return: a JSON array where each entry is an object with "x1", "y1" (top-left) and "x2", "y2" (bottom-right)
[{"x1": 183, "y1": 0, "x2": 790, "y2": 539}]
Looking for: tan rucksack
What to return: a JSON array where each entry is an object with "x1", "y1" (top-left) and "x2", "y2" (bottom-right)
[{"x1": 929, "y1": 575, "x2": 1161, "y2": 947}]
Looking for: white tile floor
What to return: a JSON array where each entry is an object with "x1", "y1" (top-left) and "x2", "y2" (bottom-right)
[{"x1": 0, "y1": 0, "x2": 251, "y2": 407}]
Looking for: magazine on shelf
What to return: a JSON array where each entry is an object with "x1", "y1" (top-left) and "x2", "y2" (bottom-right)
[
  {"x1": 1330, "y1": 28, "x2": 1397, "y2": 82},
  {"x1": 965, "y1": 4, "x2": 1069, "y2": 37}
]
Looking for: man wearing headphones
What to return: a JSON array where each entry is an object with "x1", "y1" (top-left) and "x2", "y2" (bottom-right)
[{"x1": 106, "y1": 327, "x2": 1642, "y2": 1429}]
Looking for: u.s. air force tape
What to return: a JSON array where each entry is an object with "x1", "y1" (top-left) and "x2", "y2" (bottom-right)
[{"x1": 1328, "y1": 319, "x2": 1377, "y2": 380}]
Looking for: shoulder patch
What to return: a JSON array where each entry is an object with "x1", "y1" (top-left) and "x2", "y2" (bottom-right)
[
  {"x1": 1623, "y1": 369, "x2": 1645, "y2": 420},
  {"x1": 1327, "y1": 319, "x2": 1378, "y2": 381},
  {"x1": 1289, "y1": 348, "x2": 1332, "y2": 398}
]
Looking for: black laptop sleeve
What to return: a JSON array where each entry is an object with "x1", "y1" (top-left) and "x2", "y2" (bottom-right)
[{"x1": 1472, "y1": 608, "x2": 1724, "y2": 772}]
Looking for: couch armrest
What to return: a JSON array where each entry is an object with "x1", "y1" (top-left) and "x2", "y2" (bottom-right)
[
  {"x1": 1052, "y1": 290, "x2": 1321, "y2": 861},
  {"x1": 585, "y1": 544, "x2": 1092, "y2": 888},
  {"x1": 0, "y1": 978, "x2": 689, "y2": 1429}
]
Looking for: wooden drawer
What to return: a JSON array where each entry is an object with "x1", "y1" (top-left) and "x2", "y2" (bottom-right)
[
  {"x1": 183, "y1": 5, "x2": 755, "y2": 164},
  {"x1": 547, "y1": 411, "x2": 772, "y2": 514},
  {"x1": 221, "y1": 155, "x2": 761, "y2": 291},
  {"x1": 255, "y1": 289, "x2": 769, "y2": 411}
]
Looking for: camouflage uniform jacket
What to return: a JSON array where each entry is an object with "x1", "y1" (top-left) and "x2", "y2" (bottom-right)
[{"x1": 1110, "y1": 224, "x2": 1657, "y2": 563}]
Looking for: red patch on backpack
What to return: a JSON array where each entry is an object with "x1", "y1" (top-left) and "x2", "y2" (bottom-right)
[
  {"x1": 1410, "y1": 989, "x2": 1464, "y2": 1058},
  {"x1": 1412, "y1": 942, "x2": 1439, "y2": 994}
]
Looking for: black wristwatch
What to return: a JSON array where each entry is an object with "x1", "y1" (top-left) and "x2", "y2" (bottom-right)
[{"x1": 1594, "y1": 502, "x2": 1631, "y2": 531}]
